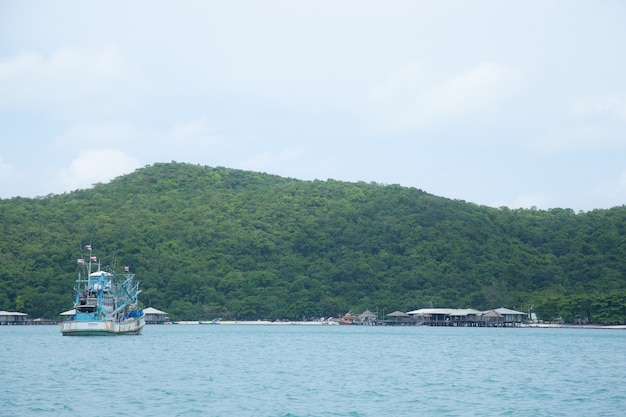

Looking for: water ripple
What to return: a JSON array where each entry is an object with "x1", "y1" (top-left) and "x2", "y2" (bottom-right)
[{"x1": 1, "y1": 325, "x2": 624, "y2": 416}]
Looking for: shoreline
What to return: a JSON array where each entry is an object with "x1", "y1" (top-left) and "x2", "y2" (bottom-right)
[
  {"x1": 170, "y1": 320, "x2": 626, "y2": 329},
  {"x1": 524, "y1": 323, "x2": 626, "y2": 330},
  {"x1": 172, "y1": 320, "x2": 330, "y2": 325}
]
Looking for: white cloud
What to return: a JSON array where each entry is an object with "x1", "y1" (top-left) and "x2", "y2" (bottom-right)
[
  {"x1": 93, "y1": 46, "x2": 125, "y2": 76},
  {"x1": 56, "y1": 122, "x2": 143, "y2": 149},
  {"x1": 528, "y1": 124, "x2": 626, "y2": 155},
  {"x1": 0, "y1": 51, "x2": 43, "y2": 78},
  {"x1": 427, "y1": 62, "x2": 519, "y2": 119},
  {"x1": 619, "y1": 171, "x2": 626, "y2": 189},
  {"x1": 533, "y1": 91, "x2": 626, "y2": 154},
  {"x1": 0, "y1": 158, "x2": 15, "y2": 189},
  {"x1": 162, "y1": 119, "x2": 227, "y2": 164},
  {"x1": 241, "y1": 148, "x2": 306, "y2": 173},
  {"x1": 0, "y1": 46, "x2": 143, "y2": 114},
  {"x1": 56, "y1": 118, "x2": 222, "y2": 158},
  {"x1": 52, "y1": 149, "x2": 142, "y2": 193},
  {"x1": 588, "y1": 169, "x2": 626, "y2": 209},
  {"x1": 568, "y1": 93, "x2": 626, "y2": 121},
  {"x1": 364, "y1": 61, "x2": 522, "y2": 133},
  {"x1": 170, "y1": 119, "x2": 218, "y2": 145}
]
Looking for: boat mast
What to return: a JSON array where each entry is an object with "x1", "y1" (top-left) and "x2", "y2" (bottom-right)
[{"x1": 86, "y1": 243, "x2": 100, "y2": 274}]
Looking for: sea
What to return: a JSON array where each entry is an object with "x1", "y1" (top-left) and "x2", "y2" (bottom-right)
[{"x1": 1, "y1": 324, "x2": 625, "y2": 417}]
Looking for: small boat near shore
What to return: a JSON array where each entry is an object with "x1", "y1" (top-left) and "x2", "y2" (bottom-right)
[
  {"x1": 199, "y1": 320, "x2": 221, "y2": 325},
  {"x1": 60, "y1": 245, "x2": 145, "y2": 336}
]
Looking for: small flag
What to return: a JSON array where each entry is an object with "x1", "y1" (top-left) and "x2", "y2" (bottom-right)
[
  {"x1": 90, "y1": 256, "x2": 97, "y2": 261},
  {"x1": 124, "y1": 266, "x2": 130, "y2": 272},
  {"x1": 77, "y1": 258, "x2": 85, "y2": 264},
  {"x1": 85, "y1": 244, "x2": 92, "y2": 251}
]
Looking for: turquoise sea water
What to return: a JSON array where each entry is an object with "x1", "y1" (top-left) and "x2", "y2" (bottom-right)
[{"x1": 1, "y1": 324, "x2": 625, "y2": 416}]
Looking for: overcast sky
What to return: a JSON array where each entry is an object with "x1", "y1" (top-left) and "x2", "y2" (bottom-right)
[{"x1": 1, "y1": 1, "x2": 625, "y2": 211}]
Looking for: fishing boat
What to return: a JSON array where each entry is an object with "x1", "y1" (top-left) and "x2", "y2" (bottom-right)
[{"x1": 60, "y1": 245, "x2": 145, "y2": 336}]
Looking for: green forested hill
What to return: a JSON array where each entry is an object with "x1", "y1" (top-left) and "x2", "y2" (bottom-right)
[{"x1": 1, "y1": 162, "x2": 625, "y2": 323}]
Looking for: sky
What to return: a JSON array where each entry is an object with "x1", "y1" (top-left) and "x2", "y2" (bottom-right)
[{"x1": 1, "y1": 1, "x2": 625, "y2": 211}]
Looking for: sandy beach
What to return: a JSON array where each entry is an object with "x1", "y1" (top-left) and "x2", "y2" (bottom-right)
[
  {"x1": 173, "y1": 320, "x2": 331, "y2": 325},
  {"x1": 171, "y1": 320, "x2": 626, "y2": 329},
  {"x1": 524, "y1": 323, "x2": 626, "y2": 330}
]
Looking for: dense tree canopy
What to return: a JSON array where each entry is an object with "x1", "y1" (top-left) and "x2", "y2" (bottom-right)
[{"x1": 1, "y1": 162, "x2": 625, "y2": 323}]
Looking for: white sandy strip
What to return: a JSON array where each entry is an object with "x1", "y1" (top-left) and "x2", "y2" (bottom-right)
[
  {"x1": 213, "y1": 321, "x2": 326, "y2": 325},
  {"x1": 526, "y1": 323, "x2": 626, "y2": 330},
  {"x1": 173, "y1": 321, "x2": 626, "y2": 328},
  {"x1": 173, "y1": 320, "x2": 329, "y2": 325}
]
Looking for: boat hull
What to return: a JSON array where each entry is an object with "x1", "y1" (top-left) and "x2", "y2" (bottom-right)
[{"x1": 61, "y1": 317, "x2": 145, "y2": 336}]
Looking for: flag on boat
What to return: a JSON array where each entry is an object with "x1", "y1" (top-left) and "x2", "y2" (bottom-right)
[
  {"x1": 77, "y1": 258, "x2": 85, "y2": 264},
  {"x1": 90, "y1": 256, "x2": 97, "y2": 261},
  {"x1": 85, "y1": 244, "x2": 92, "y2": 251},
  {"x1": 124, "y1": 266, "x2": 130, "y2": 272}
]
